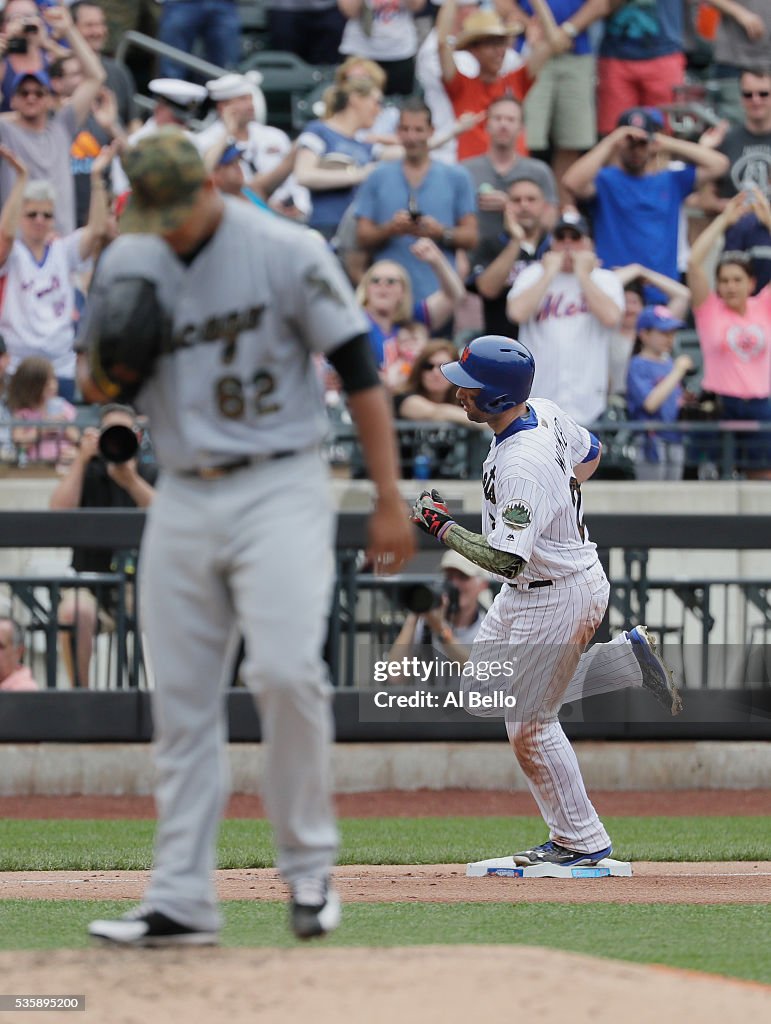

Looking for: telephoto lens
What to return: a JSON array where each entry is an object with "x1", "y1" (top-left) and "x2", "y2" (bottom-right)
[
  {"x1": 399, "y1": 583, "x2": 443, "y2": 614},
  {"x1": 98, "y1": 423, "x2": 139, "y2": 463}
]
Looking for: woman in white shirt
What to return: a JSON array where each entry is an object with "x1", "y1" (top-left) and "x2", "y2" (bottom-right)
[
  {"x1": 0, "y1": 144, "x2": 109, "y2": 401},
  {"x1": 337, "y1": 0, "x2": 425, "y2": 95}
]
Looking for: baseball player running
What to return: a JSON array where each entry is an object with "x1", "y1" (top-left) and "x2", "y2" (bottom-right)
[
  {"x1": 412, "y1": 335, "x2": 680, "y2": 866},
  {"x1": 81, "y1": 129, "x2": 414, "y2": 945}
]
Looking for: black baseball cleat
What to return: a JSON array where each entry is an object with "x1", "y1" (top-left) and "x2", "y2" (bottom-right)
[
  {"x1": 88, "y1": 907, "x2": 219, "y2": 947},
  {"x1": 511, "y1": 841, "x2": 613, "y2": 867},
  {"x1": 629, "y1": 625, "x2": 683, "y2": 715},
  {"x1": 290, "y1": 878, "x2": 341, "y2": 940}
]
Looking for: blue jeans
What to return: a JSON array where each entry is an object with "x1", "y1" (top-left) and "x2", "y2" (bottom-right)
[
  {"x1": 720, "y1": 395, "x2": 771, "y2": 470},
  {"x1": 268, "y1": 7, "x2": 345, "y2": 66},
  {"x1": 159, "y1": 0, "x2": 241, "y2": 79},
  {"x1": 57, "y1": 377, "x2": 76, "y2": 403}
]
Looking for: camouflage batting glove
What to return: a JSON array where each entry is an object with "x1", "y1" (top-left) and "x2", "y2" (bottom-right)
[{"x1": 410, "y1": 489, "x2": 455, "y2": 541}]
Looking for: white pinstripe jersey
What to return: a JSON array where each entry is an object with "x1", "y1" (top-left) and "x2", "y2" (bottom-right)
[{"x1": 481, "y1": 398, "x2": 600, "y2": 583}]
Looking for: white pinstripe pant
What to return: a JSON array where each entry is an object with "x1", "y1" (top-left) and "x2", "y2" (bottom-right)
[{"x1": 467, "y1": 563, "x2": 642, "y2": 852}]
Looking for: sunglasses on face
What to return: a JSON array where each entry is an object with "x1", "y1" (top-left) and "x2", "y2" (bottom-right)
[
  {"x1": 742, "y1": 90, "x2": 770, "y2": 99},
  {"x1": 554, "y1": 231, "x2": 581, "y2": 242},
  {"x1": 421, "y1": 360, "x2": 446, "y2": 370},
  {"x1": 370, "y1": 275, "x2": 402, "y2": 285}
]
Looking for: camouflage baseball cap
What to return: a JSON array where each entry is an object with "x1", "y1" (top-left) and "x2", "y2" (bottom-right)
[{"x1": 120, "y1": 128, "x2": 207, "y2": 235}]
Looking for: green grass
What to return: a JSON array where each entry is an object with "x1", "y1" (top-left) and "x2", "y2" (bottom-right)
[
  {"x1": 0, "y1": 901, "x2": 768, "y2": 983},
  {"x1": 0, "y1": 817, "x2": 768, "y2": 871}
]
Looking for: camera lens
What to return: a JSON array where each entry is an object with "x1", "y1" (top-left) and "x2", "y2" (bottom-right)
[
  {"x1": 399, "y1": 583, "x2": 441, "y2": 614},
  {"x1": 98, "y1": 423, "x2": 139, "y2": 463}
]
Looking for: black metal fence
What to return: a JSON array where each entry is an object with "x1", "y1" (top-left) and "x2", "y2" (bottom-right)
[
  {"x1": 1, "y1": 511, "x2": 770, "y2": 740},
  {"x1": 4, "y1": 416, "x2": 771, "y2": 481},
  {"x1": 325, "y1": 418, "x2": 771, "y2": 482},
  {"x1": 1, "y1": 511, "x2": 771, "y2": 690}
]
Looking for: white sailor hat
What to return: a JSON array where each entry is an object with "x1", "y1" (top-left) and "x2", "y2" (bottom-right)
[
  {"x1": 206, "y1": 71, "x2": 264, "y2": 102},
  {"x1": 148, "y1": 78, "x2": 208, "y2": 119}
]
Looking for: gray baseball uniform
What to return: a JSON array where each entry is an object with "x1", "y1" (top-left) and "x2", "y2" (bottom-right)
[{"x1": 83, "y1": 197, "x2": 367, "y2": 931}]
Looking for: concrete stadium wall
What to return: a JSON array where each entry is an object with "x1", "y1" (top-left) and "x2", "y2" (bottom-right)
[{"x1": 0, "y1": 741, "x2": 769, "y2": 796}]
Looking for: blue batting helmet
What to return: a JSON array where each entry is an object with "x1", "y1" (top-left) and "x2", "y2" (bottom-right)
[{"x1": 441, "y1": 335, "x2": 535, "y2": 414}]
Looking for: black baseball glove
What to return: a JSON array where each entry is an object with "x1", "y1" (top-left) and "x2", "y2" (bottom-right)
[{"x1": 88, "y1": 276, "x2": 171, "y2": 402}]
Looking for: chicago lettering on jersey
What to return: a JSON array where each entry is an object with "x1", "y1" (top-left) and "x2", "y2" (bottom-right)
[
  {"x1": 535, "y1": 292, "x2": 589, "y2": 323},
  {"x1": 167, "y1": 304, "x2": 266, "y2": 360}
]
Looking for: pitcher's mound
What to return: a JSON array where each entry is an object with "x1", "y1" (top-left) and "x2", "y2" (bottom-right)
[{"x1": 1, "y1": 946, "x2": 768, "y2": 1023}]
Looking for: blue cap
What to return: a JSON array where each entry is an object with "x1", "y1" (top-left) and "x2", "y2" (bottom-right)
[
  {"x1": 637, "y1": 305, "x2": 686, "y2": 332},
  {"x1": 218, "y1": 143, "x2": 243, "y2": 167},
  {"x1": 552, "y1": 211, "x2": 590, "y2": 238},
  {"x1": 11, "y1": 70, "x2": 51, "y2": 94},
  {"x1": 617, "y1": 106, "x2": 661, "y2": 135}
]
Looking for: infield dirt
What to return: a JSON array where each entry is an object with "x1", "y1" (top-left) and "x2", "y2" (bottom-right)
[{"x1": 1, "y1": 861, "x2": 770, "y2": 903}]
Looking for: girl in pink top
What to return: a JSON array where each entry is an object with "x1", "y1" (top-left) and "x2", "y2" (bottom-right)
[
  {"x1": 6, "y1": 355, "x2": 78, "y2": 467},
  {"x1": 687, "y1": 190, "x2": 771, "y2": 479}
]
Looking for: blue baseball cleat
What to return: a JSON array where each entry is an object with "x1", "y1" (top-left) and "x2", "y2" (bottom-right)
[
  {"x1": 629, "y1": 625, "x2": 683, "y2": 715},
  {"x1": 511, "y1": 841, "x2": 613, "y2": 867}
]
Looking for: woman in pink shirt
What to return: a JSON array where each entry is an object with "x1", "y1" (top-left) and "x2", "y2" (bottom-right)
[{"x1": 687, "y1": 190, "x2": 771, "y2": 480}]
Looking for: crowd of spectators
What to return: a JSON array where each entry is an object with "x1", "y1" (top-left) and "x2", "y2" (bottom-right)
[
  {"x1": 0, "y1": 0, "x2": 769, "y2": 488},
  {"x1": 0, "y1": 0, "x2": 770, "y2": 691}
]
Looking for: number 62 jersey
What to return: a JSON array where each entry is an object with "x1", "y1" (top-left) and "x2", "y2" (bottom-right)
[
  {"x1": 481, "y1": 398, "x2": 601, "y2": 584},
  {"x1": 78, "y1": 197, "x2": 368, "y2": 473}
]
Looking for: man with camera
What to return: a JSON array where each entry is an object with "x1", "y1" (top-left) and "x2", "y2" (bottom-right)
[
  {"x1": 386, "y1": 549, "x2": 490, "y2": 681},
  {"x1": 49, "y1": 403, "x2": 156, "y2": 687},
  {"x1": 0, "y1": 2, "x2": 106, "y2": 236},
  {"x1": 0, "y1": 0, "x2": 60, "y2": 112},
  {"x1": 355, "y1": 98, "x2": 478, "y2": 303}
]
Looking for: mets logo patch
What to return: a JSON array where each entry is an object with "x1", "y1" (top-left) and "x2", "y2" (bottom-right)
[{"x1": 502, "y1": 501, "x2": 532, "y2": 530}]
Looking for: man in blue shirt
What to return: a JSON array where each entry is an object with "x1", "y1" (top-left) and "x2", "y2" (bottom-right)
[
  {"x1": 562, "y1": 106, "x2": 729, "y2": 303},
  {"x1": 596, "y1": 0, "x2": 685, "y2": 136},
  {"x1": 354, "y1": 98, "x2": 478, "y2": 302}
]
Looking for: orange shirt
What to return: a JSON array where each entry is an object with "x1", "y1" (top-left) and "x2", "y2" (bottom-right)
[{"x1": 445, "y1": 67, "x2": 533, "y2": 161}]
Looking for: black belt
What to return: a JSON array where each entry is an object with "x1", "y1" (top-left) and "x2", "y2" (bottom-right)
[
  {"x1": 508, "y1": 579, "x2": 554, "y2": 589},
  {"x1": 178, "y1": 450, "x2": 299, "y2": 480}
]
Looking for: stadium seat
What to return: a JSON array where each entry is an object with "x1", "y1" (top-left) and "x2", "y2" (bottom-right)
[
  {"x1": 238, "y1": 0, "x2": 269, "y2": 59},
  {"x1": 238, "y1": 50, "x2": 332, "y2": 132}
]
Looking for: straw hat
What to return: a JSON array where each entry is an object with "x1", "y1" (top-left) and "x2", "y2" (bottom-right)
[{"x1": 454, "y1": 11, "x2": 515, "y2": 51}]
